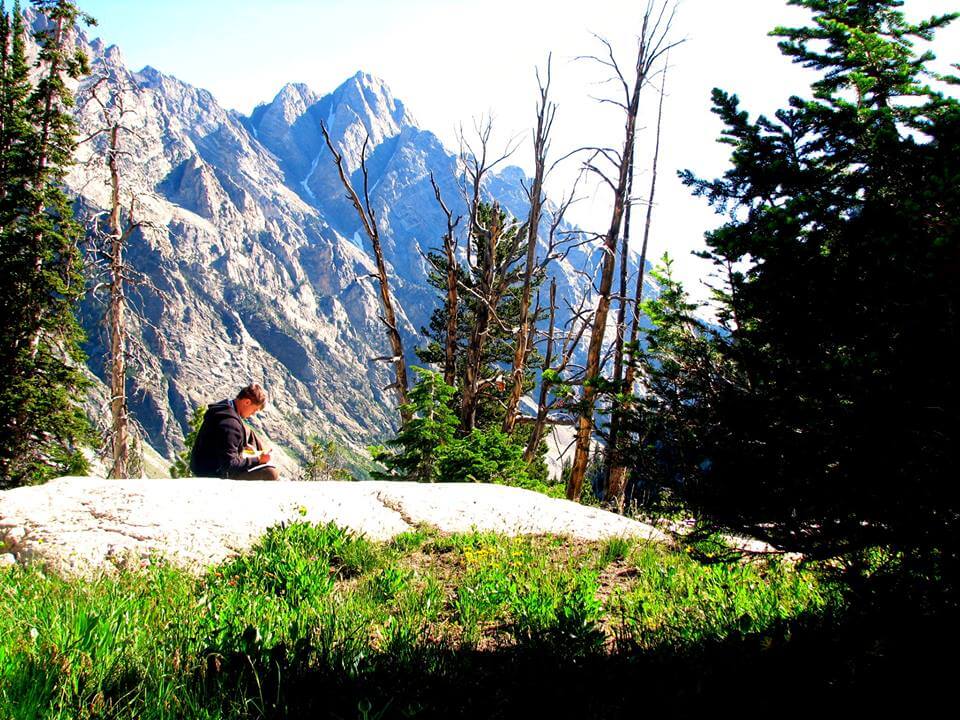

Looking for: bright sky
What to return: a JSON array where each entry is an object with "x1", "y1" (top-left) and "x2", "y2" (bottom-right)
[{"x1": 76, "y1": 0, "x2": 958, "y2": 304}]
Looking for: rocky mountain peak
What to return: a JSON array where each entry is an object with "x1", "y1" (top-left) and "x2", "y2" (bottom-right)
[
  {"x1": 327, "y1": 70, "x2": 416, "y2": 143},
  {"x1": 101, "y1": 42, "x2": 123, "y2": 64},
  {"x1": 28, "y1": 12, "x2": 629, "y2": 479},
  {"x1": 330, "y1": 70, "x2": 415, "y2": 132},
  {"x1": 266, "y1": 82, "x2": 322, "y2": 124}
]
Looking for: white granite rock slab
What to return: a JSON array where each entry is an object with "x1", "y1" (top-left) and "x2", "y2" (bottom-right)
[{"x1": 0, "y1": 477, "x2": 669, "y2": 576}]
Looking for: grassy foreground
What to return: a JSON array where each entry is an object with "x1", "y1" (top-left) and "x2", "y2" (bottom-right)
[{"x1": 1, "y1": 523, "x2": 839, "y2": 718}]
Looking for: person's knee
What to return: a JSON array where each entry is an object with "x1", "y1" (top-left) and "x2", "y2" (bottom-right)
[{"x1": 264, "y1": 467, "x2": 280, "y2": 481}]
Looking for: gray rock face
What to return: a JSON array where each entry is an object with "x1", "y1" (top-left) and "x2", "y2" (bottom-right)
[
  {"x1": 0, "y1": 477, "x2": 669, "y2": 576},
  {"x1": 68, "y1": 41, "x2": 406, "y2": 465}
]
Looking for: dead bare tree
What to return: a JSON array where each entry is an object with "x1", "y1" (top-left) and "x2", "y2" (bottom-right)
[
  {"x1": 79, "y1": 71, "x2": 145, "y2": 478},
  {"x1": 503, "y1": 56, "x2": 557, "y2": 435},
  {"x1": 605, "y1": 57, "x2": 670, "y2": 509},
  {"x1": 455, "y1": 119, "x2": 524, "y2": 432},
  {"x1": 428, "y1": 172, "x2": 462, "y2": 387},
  {"x1": 602, "y1": 145, "x2": 636, "y2": 505},
  {"x1": 320, "y1": 123, "x2": 411, "y2": 425},
  {"x1": 566, "y1": 1, "x2": 679, "y2": 501},
  {"x1": 514, "y1": 180, "x2": 594, "y2": 460},
  {"x1": 458, "y1": 117, "x2": 520, "y2": 268}
]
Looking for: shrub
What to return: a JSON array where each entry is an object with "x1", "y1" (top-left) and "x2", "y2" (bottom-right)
[
  {"x1": 169, "y1": 405, "x2": 205, "y2": 478},
  {"x1": 435, "y1": 427, "x2": 529, "y2": 485}
]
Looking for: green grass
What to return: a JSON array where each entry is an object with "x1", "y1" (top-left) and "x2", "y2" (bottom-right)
[{"x1": 0, "y1": 522, "x2": 840, "y2": 718}]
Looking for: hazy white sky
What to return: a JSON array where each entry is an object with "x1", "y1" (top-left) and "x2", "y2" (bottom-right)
[{"x1": 76, "y1": 0, "x2": 958, "y2": 302}]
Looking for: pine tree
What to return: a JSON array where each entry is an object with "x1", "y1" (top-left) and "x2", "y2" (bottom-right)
[
  {"x1": 0, "y1": 0, "x2": 92, "y2": 487},
  {"x1": 370, "y1": 367, "x2": 458, "y2": 481},
  {"x1": 169, "y1": 405, "x2": 204, "y2": 478},
  {"x1": 417, "y1": 201, "x2": 539, "y2": 432},
  {"x1": 678, "y1": 1, "x2": 960, "y2": 567}
]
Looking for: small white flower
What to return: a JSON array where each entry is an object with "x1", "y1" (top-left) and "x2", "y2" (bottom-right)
[{"x1": 29, "y1": 627, "x2": 38, "y2": 641}]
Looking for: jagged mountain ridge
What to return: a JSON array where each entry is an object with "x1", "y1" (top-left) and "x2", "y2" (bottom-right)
[
  {"x1": 41, "y1": 15, "x2": 650, "y2": 471},
  {"x1": 242, "y1": 72, "x2": 617, "y2": 349}
]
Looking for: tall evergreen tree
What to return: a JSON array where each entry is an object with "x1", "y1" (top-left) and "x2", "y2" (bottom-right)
[
  {"x1": 0, "y1": 0, "x2": 92, "y2": 487},
  {"x1": 676, "y1": 0, "x2": 959, "y2": 569},
  {"x1": 417, "y1": 201, "x2": 539, "y2": 431}
]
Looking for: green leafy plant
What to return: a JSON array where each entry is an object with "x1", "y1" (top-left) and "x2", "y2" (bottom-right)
[
  {"x1": 434, "y1": 427, "x2": 529, "y2": 485},
  {"x1": 371, "y1": 367, "x2": 458, "y2": 481},
  {"x1": 169, "y1": 405, "x2": 206, "y2": 478},
  {"x1": 301, "y1": 436, "x2": 353, "y2": 481},
  {"x1": 1, "y1": 522, "x2": 841, "y2": 718}
]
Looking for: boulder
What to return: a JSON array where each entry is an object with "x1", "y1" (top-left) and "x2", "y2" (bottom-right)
[{"x1": 0, "y1": 477, "x2": 669, "y2": 576}]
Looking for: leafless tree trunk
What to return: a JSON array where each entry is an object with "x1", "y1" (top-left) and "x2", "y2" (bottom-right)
[
  {"x1": 606, "y1": 58, "x2": 669, "y2": 509},
  {"x1": 106, "y1": 121, "x2": 129, "y2": 477},
  {"x1": 81, "y1": 72, "x2": 144, "y2": 478},
  {"x1": 321, "y1": 123, "x2": 411, "y2": 424},
  {"x1": 429, "y1": 172, "x2": 461, "y2": 387},
  {"x1": 602, "y1": 150, "x2": 635, "y2": 505},
  {"x1": 567, "y1": 2, "x2": 678, "y2": 501},
  {"x1": 503, "y1": 58, "x2": 556, "y2": 435}
]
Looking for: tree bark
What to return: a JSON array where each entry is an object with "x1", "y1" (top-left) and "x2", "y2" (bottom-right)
[
  {"x1": 602, "y1": 152, "x2": 635, "y2": 505},
  {"x1": 503, "y1": 60, "x2": 554, "y2": 435},
  {"x1": 606, "y1": 59, "x2": 669, "y2": 509},
  {"x1": 321, "y1": 124, "x2": 411, "y2": 424},
  {"x1": 567, "y1": 4, "x2": 677, "y2": 501},
  {"x1": 106, "y1": 121, "x2": 129, "y2": 478}
]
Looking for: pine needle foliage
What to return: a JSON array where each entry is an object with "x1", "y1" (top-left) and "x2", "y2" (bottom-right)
[
  {"x1": 0, "y1": 0, "x2": 94, "y2": 487},
  {"x1": 668, "y1": 0, "x2": 960, "y2": 577}
]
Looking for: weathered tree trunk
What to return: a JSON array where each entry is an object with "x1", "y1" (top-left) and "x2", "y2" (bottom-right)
[
  {"x1": 429, "y1": 173, "x2": 461, "y2": 388},
  {"x1": 567, "y1": 3, "x2": 677, "y2": 501},
  {"x1": 106, "y1": 122, "x2": 128, "y2": 478},
  {"x1": 80, "y1": 69, "x2": 146, "y2": 477},
  {"x1": 602, "y1": 153, "x2": 635, "y2": 504},
  {"x1": 503, "y1": 61, "x2": 554, "y2": 435},
  {"x1": 567, "y1": 183, "x2": 631, "y2": 500},
  {"x1": 606, "y1": 60, "x2": 669, "y2": 509},
  {"x1": 524, "y1": 279, "x2": 557, "y2": 462},
  {"x1": 321, "y1": 125, "x2": 411, "y2": 424}
]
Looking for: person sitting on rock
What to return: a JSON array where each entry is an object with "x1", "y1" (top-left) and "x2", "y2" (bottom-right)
[{"x1": 190, "y1": 383, "x2": 280, "y2": 480}]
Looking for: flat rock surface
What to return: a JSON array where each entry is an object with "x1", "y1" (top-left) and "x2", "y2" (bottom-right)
[{"x1": 0, "y1": 477, "x2": 670, "y2": 576}]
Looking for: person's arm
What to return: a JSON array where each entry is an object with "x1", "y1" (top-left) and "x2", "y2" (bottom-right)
[
  {"x1": 243, "y1": 428, "x2": 272, "y2": 466},
  {"x1": 217, "y1": 417, "x2": 257, "y2": 476}
]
